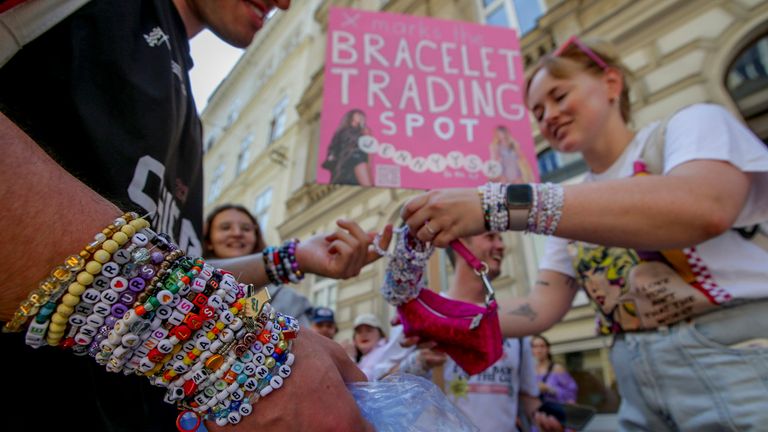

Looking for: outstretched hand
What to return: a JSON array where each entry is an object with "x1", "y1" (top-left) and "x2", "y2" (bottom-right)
[
  {"x1": 400, "y1": 188, "x2": 485, "y2": 247},
  {"x1": 297, "y1": 220, "x2": 393, "y2": 279},
  {"x1": 205, "y1": 330, "x2": 373, "y2": 431}
]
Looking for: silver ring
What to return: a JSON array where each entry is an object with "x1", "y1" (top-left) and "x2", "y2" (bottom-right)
[{"x1": 425, "y1": 221, "x2": 437, "y2": 236}]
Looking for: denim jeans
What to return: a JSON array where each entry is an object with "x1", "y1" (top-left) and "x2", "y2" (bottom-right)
[{"x1": 611, "y1": 300, "x2": 768, "y2": 431}]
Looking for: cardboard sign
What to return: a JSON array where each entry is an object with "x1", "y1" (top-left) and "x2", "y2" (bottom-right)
[{"x1": 318, "y1": 7, "x2": 538, "y2": 189}]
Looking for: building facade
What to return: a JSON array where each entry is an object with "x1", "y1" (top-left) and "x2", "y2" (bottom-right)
[{"x1": 202, "y1": 0, "x2": 768, "y2": 420}]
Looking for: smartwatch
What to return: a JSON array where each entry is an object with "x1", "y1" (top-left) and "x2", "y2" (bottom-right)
[
  {"x1": 505, "y1": 184, "x2": 533, "y2": 230},
  {"x1": 504, "y1": 184, "x2": 533, "y2": 210}
]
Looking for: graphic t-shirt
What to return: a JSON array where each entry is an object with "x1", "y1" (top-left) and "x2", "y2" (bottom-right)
[
  {"x1": 442, "y1": 337, "x2": 538, "y2": 432},
  {"x1": 0, "y1": 0, "x2": 202, "y2": 430},
  {"x1": 540, "y1": 104, "x2": 768, "y2": 333}
]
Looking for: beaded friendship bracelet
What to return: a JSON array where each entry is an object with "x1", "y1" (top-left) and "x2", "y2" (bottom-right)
[{"x1": 7, "y1": 213, "x2": 303, "y2": 429}]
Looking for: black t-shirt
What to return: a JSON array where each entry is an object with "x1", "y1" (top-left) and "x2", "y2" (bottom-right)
[{"x1": 0, "y1": 0, "x2": 203, "y2": 430}]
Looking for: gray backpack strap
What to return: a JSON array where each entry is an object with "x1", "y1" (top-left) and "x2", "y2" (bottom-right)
[
  {"x1": 1, "y1": 0, "x2": 91, "y2": 67},
  {"x1": 638, "y1": 110, "x2": 679, "y2": 175}
]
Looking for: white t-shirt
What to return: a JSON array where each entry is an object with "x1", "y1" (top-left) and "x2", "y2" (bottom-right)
[
  {"x1": 540, "y1": 104, "x2": 768, "y2": 332},
  {"x1": 442, "y1": 337, "x2": 539, "y2": 432}
]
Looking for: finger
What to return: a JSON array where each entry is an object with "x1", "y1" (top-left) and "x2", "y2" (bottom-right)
[
  {"x1": 414, "y1": 221, "x2": 438, "y2": 243},
  {"x1": 336, "y1": 218, "x2": 368, "y2": 243},
  {"x1": 431, "y1": 230, "x2": 455, "y2": 248},
  {"x1": 400, "y1": 193, "x2": 430, "y2": 221},
  {"x1": 416, "y1": 340, "x2": 437, "y2": 349},
  {"x1": 390, "y1": 315, "x2": 401, "y2": 326},
  {"x1": 328, "y1": 229, "x2": 356, "y2": 250},
  {"x1": 405, "y1": 205, "x2": 433, "y2": 237},
  {"x1": 364, "y1": 224, "x2": 393, "y2": 264},
  {"x1": 399, "y1": 335, "x2": 420, "y2": 347}
]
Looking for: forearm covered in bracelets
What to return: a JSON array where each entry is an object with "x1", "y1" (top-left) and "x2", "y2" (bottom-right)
[{"x1": 5, "y1": 212, "x2": 301, "y2": 427}]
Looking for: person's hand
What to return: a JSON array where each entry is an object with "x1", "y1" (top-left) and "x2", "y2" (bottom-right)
[
  {"x1": 297, "y1": 221, "x2": 392, "y2": 279},
  {"x1": 416, "y1": 341, "x2": 447, "y2": 371},
  {"x1": 538, "y1": 381, "x2": 554, "y2": 394},
  {"x1": 400, "y1": 188, "x2": 485, "y2": 247},
  {"x1": 206, "y1": 329, "x2": 373, "y2": 431},
  {"x1": 532, "y1": 410, "x2": 565, "y2": 432}
]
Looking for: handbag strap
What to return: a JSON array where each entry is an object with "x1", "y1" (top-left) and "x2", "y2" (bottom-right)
[{"x1": 449, "y1": 239, "x2": 496, "y2": 304}]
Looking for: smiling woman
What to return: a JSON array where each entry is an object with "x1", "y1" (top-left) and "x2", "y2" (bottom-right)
[{"x1": 203, "y1": 203, "x2": 266, "y2": 258}]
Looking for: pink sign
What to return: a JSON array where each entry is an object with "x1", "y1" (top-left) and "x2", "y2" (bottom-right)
[{"x1": 317, "y1": 7, "x2": 539, "y2": 189}]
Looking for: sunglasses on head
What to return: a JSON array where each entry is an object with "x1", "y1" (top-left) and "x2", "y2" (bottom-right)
[{"x1": 554, "y1": 35, "x2": 608, "y2": 70}]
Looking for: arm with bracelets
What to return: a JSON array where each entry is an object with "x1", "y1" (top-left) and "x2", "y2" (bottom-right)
[{"x1": 0, "y1": 114, "x2": 383, "y2": 431}]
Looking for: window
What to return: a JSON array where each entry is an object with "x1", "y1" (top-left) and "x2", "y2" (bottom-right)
[
  {"x1": 311, "y1": 277, "x2": 338, "y2": 309},
  {"x1": 204, "y1": 130, "x2": 219, "y2": 153},
  {"x1": 537, "y1": 148, "x2": 587, "y2": 182},
  {"x1": 268, "y1": 96, "x2": 289, "y2": 144},
  {"x1": 725, "y1": 32, "x2": 768, "y2": 144},
  {"x1": 207, "y1": 163, "x2": 226, "y2": 204},
  {"x1": 236, "y1": 133, "x2": 255, "y2": 174},
  {"x1": 478, "y1": 0, "x2": 545, "y2": 36},
  {"x1": 253, "y1": 186, "x2": 273, "y2": 232}
]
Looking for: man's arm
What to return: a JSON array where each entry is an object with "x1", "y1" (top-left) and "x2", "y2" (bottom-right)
[
  {"x1": 0, "y1": 112, "x2": 121, "y2": 320},
  {"x1": 498, "y1": 269, "x2": 578, "y2": 338}
]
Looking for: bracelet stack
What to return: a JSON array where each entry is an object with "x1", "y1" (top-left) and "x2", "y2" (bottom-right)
[
  {"x1": 476, "y1": 182, "x2": 565, "y2": 236},
  {"x1": 5, "y1": 214, "x2": 302, "y2": 428},
  {"x1": 262, "y1": 239, "x2": 304, "y2": 285},
  {"x1": 525, "y1": 183, "x2": 565, "y2": 236},
  {"x1": 478, "y1": 182, "x2": 509, "y2": 232}
]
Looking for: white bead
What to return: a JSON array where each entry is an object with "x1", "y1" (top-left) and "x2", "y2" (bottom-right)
[
  {"x1": 210, "y1": 339, "x2": 223, "y2": 353},
  {"x1": 93, "y1": 302, "x2": 111, "y2": 317},
  {"x1": 216, "y1": 389, "x2": 229, "y2": 402},
  {"x1": 278, "y1": 364, "x2": 291, "y2": 378},
  {"x1": 121, "y1": 333, "x2": 140, "y2": 348},
  {"x1": 86, "y1": 314, "x2": 104, "y2": 327},
  {"x1": 243, "y1": 377, "x2": 258, "y2": 392},
  {"x1": 74, "y1": 333, "x2": 92, "y2": 345},
  {"x1": 286, "y1": 353, "x2": 295, "y2": 366},
  {"x1": 68, "y1": 313, "x2": 87, "y2": 327},
  {"x1": 215, "y1": 417, "x2": 228, "y2": 427},
  {"x1": 238, "y1": 403, "x2": 252, "y2": 416},
  {"x1": 107, "y1": 331, "x2": 123, "y2": 346},
  {"x1": 167, "y1": 310, "x2": 185, "y2": 326},
  {"x1": 270, "y1": 375, "x2": 283, "y2": 389},
  {"x1": 227, "y1": 382, "x2": 239, "y2": 394},
  {"x1": 138, "y1": 357, "x2": 156, "y2": 372},
  {"x1": 156, "y1": 339, "x2": 173, "y2": 354},
  {"x1": 259, "y1": 386, "x2": 273, "y2": 397},
  {"x1": 255, "y1": 365, "x2": 268, "y2": 379},
  {"x1": 113, "y1": 345, "x2": 129, "y2": 359},
  {"x1": 229, "y1": 318, "x2": 244, "y2": 332},
  {"x1": 227, "y1": 411, "x2": 241, "y2": 425},
  {"x1": 220, "y1": 328, "x2": 234, "y2": 343}
]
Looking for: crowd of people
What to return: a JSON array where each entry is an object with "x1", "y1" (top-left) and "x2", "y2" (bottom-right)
[{"x1": 2, "y1": 0, "x2": 766, "y2": 431}]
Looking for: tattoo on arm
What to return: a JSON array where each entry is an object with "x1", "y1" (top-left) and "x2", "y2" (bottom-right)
[{"x1": 507, "y1": 303, "x2": 537, "y2": 322}]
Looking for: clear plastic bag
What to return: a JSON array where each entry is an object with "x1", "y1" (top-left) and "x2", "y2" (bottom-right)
[{"x1": 349, "y1": 373, "x2": 478, "y2": 432}]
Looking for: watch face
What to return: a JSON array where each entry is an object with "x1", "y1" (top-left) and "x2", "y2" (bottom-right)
[{"x1": 506, "y1": 185, "x2": 532, "y2": 209}]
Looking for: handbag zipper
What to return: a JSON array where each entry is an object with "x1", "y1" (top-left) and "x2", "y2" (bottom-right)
[{"x1": 415, "y1": 297, "x2": 484, "y2": 330}]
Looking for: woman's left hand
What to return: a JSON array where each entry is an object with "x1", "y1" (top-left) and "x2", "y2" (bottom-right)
[
  {"x1": 297, "y1": 220, "x2": 393, "y2": 279},
  {"x1": 401, "y1": 188, "x2": 486, "y2": 247}
]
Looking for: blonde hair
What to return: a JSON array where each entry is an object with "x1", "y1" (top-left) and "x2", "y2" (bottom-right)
[{"x1": 525, "y1": 39, "x2": 632, "y2": 123}]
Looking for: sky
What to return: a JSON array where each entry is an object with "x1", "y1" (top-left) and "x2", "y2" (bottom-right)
[{"x1": 189, "y1": 30, "x2": 244, "y2": 113}]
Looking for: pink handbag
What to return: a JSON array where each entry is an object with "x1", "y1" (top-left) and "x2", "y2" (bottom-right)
[
  {"x1": 392, "y1": 239, "x2": 503, "y2": 375},
  {"x1": 398, "y1": 288, "x2": 502, "y2": 375}
]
